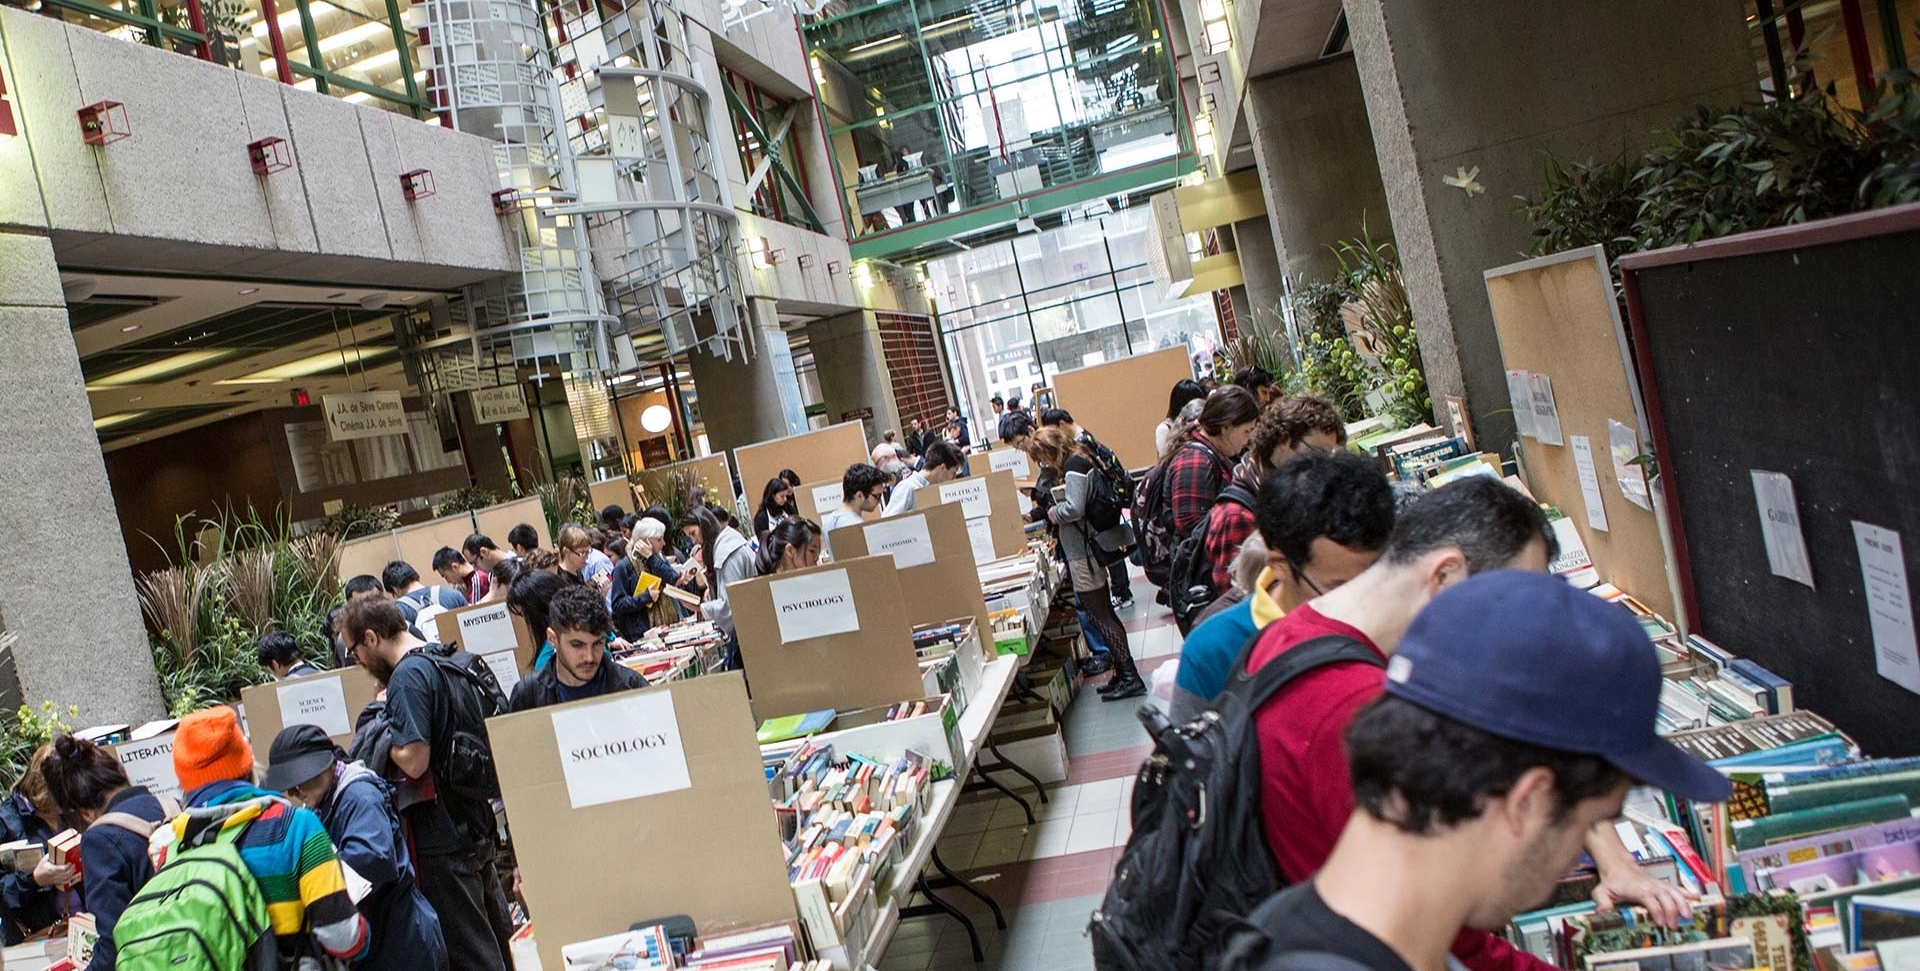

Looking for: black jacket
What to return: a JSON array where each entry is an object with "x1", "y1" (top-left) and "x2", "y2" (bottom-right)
[
  {"x1": 79, "y1": 786, "x2": 169, "y2": 971},
  {"x1": 507, "y1": 655, "x2": 648, "y2": 712},
  {"x1": 609, "y1": 554, "x2": 685, "y2": 641},
  {"x1": 0, "y1": 792, "x2": 62, "y2": 945}
]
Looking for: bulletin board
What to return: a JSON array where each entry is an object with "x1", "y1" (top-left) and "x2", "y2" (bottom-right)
[
  {"x1": 1484, "y1": 246, "x2": 1676, "y2": 622},
  {"x1": 473, "y1": 496, "x2": 549, "y2": 552},
  {"x1": 632, "y1": 455, "x2": 737, "y2": 514},
  {"x1": 828, "y1": 502, "x2": 991, "y2": 646},
  {"x1": 587, "y1": 476, "x2": 636, "y2": 516},
  {"x1": 394, "y1": 512, "x2": 481, "y2": 578},
  {"x1": 1619, "y1": 204, "x2": 1920, "y2": 757},
  {"x1": 733, "y1": 421, "x2": 869, "y2": 503},
  {"x1": 1052, "y1": 345, "x2": 1195, "y2": 471},
  {"x1": 336, "y1": 533, "x2": 400, "y2": 584},
  {"x1": 489, "y1": 674, "x2": 794, "y2": 971}
]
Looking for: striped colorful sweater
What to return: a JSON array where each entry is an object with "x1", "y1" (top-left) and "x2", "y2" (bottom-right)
[{"x1": 173, "y1": 780, "x2": 369, "y2": 965}]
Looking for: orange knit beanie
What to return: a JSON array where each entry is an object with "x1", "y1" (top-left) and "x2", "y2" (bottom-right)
[{"x1": 173, "y1": 706, "x2": 255, "y2": 793}]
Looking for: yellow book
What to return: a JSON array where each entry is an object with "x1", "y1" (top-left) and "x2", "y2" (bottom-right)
[{"x1": 634, "y1": 570, "x2": 662, "y2": 598}]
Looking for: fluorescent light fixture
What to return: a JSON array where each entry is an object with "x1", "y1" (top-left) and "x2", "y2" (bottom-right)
[
  {"x1": 92, "y1": 411, "x2": 149, "y2": 430},
  {"x1": 238, "y1": 287, "x2": 260, "y2": 295},
  {"x1": 87, "y1": 350, "x2": 228, "y2": 388},
  {"x1": 1203, "y1": 19, "x2": 1232, "y2": 52},
  {"x1": 222, "y1": 345, "x2": 394, "y2": 383},
  {"x1": 848, "y1": 33, "x2": 901, "y2": 53}
]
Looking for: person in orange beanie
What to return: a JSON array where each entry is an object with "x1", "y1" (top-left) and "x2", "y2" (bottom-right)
[{"x1": 160, "y1": 707, "x2": 369, "y2": 969}]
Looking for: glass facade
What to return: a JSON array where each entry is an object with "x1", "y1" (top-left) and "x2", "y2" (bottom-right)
[
  {"x1": 804, "y1": 0, "x2": 1184, "y2": 237},
  {"x1": 928, "y1": 206, "x2": 1221, "y2": 429}
]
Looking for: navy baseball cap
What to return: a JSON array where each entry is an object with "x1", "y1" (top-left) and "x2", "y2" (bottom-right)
[{"x1": 1384, "y1": 570, "x2": 1730, "y2": 803}]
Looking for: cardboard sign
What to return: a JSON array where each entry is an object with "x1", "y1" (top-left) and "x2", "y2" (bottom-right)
[
  {"x1": 471, "y1": 385, "x2": 529, "y2": 423},
  {"x1": 729, "y1": 556, "x2": 924, "y2": 720},
  {"x1": 916, "y1": 470, "x2": 1028, "y2": 561},
  {"x1": 936, "y1": 478, "x2": 992, "y2": 519},
  {"x1": 108, "y1": 733, "x2": 182, "y2": 804},
  {"x1": 240, "y1": 666, "x2": 379, "y2": 759},
  {"x1": 435, "y1": 601, "x2": 536, "y2": 684},
  {"x1": 550, "y1": 690, "x2": 693, "y2": 808},
  {"x1": 987, "y1": 447, "x2": 1033, "y2": 483},
  {"x1": 489, "y1": 675, "x2": 793, "y2": 971},
  {"x1": 967, "y1": 517, "x2": 997, "y2": 565},
  {"x1": 860, "y1": 515, "x2": 936, "y2": 569},
  {"x1": 322, "y1": 391, "x2": 408, "y2": 442},
  {"x1": 828, "y1": 503, "x2": 991, "y2": 655},
  {"x1": 769, "y1": 569, "x2": 861, "y2": 643},
  {"x1": 807, "y1": 481, "x2": 844, "y2": 521},
  {"x1": 278, "y1": 677, "x2": 350, "y2": 737}
]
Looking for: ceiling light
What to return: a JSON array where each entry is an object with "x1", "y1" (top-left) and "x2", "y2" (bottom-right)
[
  {"x1": 128, "y1": 395, "x2": 143, "y2": 402},
  {"x1": 86, "y1": 350, "x2": 228, "y2": 388},
  {"x1": 64, "y1": 278, "x2": 100, "y2": 302},
  {"x1": 359, "y1": 292, "x2": 390, "y2": 310},
  {"x1": 225, "y1": 345, "x2": 394, "y2": 382},
  {"x1": 238, "y1": 287, "x2": 260, "y2": 295},
  {"x1": 640, "y1": 404, "x2": 673, "y2": 434},
  {"x1": 120, "y1": 323, "x2": 140, "y2": 333},
  {"x1": 92, "y1": 411, "x2": 148, "y2": 430}
]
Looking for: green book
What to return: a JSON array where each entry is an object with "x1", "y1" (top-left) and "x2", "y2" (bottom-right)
[
  {"x1": 1731, "y1": 794, "x2": 1913, "y2": 851},
  {"x1": 756, "y1": 709, "x2": 836, "y2": 745},
  {"x1": 1766, "y1": 769, "x2": 1920, "y2": 816}
]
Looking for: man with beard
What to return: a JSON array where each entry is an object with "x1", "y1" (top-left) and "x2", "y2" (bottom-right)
[
  {"x1": 508, "y1": 586, "x2": 647, "y2": 712},
  {"x1": 337, "y1": 595, "x2": 512, "y2": 971}
]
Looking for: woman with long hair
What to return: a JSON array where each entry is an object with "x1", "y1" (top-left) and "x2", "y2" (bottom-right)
[
  {"x1": 1027, "y1": 426, "x2": 1144, "y2": 700},
  {"x1": 38, "y1": 734, "x2": 171, "y2": 971},
  {"x1": 1155, "y1": 378, "x2": 1209, "y2": 459},
  {"x1": 755, "y1": 518, "x2": 824, "y2": 575},
  {"x1": 1154, "y1": 385, "x2": 1261, "y2": 538},
  {"x1": 752, "y1": 477, "x2": 800, "y2": 541},
  {"x1": 678, "y1": 506, "x2": 756, "y2": 645}
]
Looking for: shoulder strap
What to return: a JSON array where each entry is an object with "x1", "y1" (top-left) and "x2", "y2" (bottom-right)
[
  {"x1": 94, "y1": 811, "x2": 158, "y2": 840},
  {"x1": 1227, "y1": 634, "x2": 1385, "y2": 712},
  {"x1": 1219, "y1": 483, "x2": 1258, "y2": 510}
]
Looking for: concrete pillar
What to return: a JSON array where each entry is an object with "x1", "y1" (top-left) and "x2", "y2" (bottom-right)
[
  {"x1": 1343, "y1": 0, "x2": 1754, "y2": 447},
  {"x1": 0, "y1": 231, "x2": 164, "y2": 723},
  {"x1": 686, "y1": 297, "x2": 808, "y2": 451},
  {"x1": 1231, "y1": 215, "x2": 1286, "y2": 338},
  {"x1": 1244, "y1": 53, "x2": 1393, "y2": 287},
  {"x1": 806, "y1": 310, "x2": 904, "y2": 445}
]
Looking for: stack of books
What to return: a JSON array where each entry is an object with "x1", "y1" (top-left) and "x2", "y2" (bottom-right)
[
  {"x1": 560, "y1": 921, "x2": 818, "y2": 971},
  {"x1": 1505, "y1": 891, "x2": 1805, "y2": 970}
]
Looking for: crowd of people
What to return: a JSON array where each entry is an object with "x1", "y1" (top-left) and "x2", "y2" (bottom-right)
[{"x1": 0, "y1": 372, "x2": 1730, "y2": 971}]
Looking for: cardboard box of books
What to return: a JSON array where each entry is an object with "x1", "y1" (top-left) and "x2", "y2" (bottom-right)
[
  {"x1": 827, "y1": 503, "x2": 993, "y2": 659},
  {"x1": 801, "y1": 696, "x2": 964, "y2": 776},
  {"x1": 238, "y1": 666, "x2": 379, "y2": 770},
  {"x1": 434, "y1": 600, "x2": 537, "y2": 690},
  {"x1": 729, "y1": 555, "x2": 927, "y2": 721},
  {"x1": 489, "y1": 673, "x2": 795, "y2": 971}
]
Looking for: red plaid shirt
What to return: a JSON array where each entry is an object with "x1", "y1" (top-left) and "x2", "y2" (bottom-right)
[
  {"x1": 1205, "y1": 487, "x2": 1260, "y2": 592},
  {"x1": 1166, "y1": 434, "x2": 1233, "y2": 537}
]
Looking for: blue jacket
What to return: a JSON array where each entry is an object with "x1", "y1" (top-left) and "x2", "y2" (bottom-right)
[
  {"x1": 0, "y1": 792, "x2": 63, "y2": 945},
  {"x1": 79, "y1": 786, "x2": 169, "y2": 971},
  {"x1": 317, "y1": 764, "x2": 447, "y2": 971}
]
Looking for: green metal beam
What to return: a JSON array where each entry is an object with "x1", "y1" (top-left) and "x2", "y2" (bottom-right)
[
  {"x1": 849, "y1": 154, "x2": 1199, "y2": 262},
  {"x1": 41, "y1": 0, "x2": 206, "y2": 47},
  {"x1": 722, "y1": 83, "x2": 828, "y2": 234}
]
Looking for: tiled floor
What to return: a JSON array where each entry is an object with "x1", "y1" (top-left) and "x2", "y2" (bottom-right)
[{"x1": 877, "y1": 571, "x2": 1169, "y2": 971}]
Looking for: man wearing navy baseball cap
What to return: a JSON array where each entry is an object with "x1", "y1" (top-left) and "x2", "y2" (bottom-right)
[{"x1": 1221, "y1": 571, "x2": 1731, "y2": 971}]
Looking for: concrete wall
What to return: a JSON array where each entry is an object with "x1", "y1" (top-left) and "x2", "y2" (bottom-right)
[
  {"x1": 0, "y1": 230, "x2": 165, "y2": 723},
  {"x1": 1344, "y1": 0, "x2": 1754, "y2": 448},
  {"x1": 806, "y1": 310, "x2": 904, "y2": 445},
  {"x1": 687, "y1": 299, "x2": 808, "y2": 451},
  {"x1": 1244, "y1": 54, "x2": 1393, "y2": 285},
  {"x1": 1231, "y1": 215, "x2": 1286, "y2": 336},
  {"x1": 0, "y1": 7, "x2": 516, "y2": 288}
]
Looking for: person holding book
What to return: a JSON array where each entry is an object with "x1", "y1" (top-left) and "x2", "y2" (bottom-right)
[
  {"x1": 1, "y1": 745, "x2": 72, "y2": 946},
  {"x1": 262, "y1": 722, "x2": 449, "y2": 971},
  {"x1": 883, "y1": 440, "x2": 964, "y2": 517},
  {"x1": 754, "y1": 477, "x2": 801, "y2": 540},
  {"x1": 36, "y1": 734, "x2": 174, "y2": 971},
  {"x1": 681, "y1": 505, "x2": 757, "y2": 644},
  {"x1": 756, "y1": 519, "x2": 824, "y2": 576},
  {"x1": 1028, "y1": 425, "x2": 1144, "y2": 701},
  {"x1": 1242, "y1": 478, "x2": 1705, "y2": 971},
  {"x1": 818, "y1": 464, "x2": 891, "y2": 559},
  {"x1": 509, "y1": 586, "x2": 647, "y2": 712},
  {"x1": 1198, "y1": 396, "x2": 1348, "y2": 601},
  {"x1": 1219, "y1": 571, "x2": 1732, "y2": 971},
  {"x1": 610, "y1": 517, "x2": 695, "y2": 640},
  {"x1": 462, "y1": 533, "x2": 517, "y2": 573},
  {"x1": 1170, "y1": 451, "x2": 1393, "y2": 723}
]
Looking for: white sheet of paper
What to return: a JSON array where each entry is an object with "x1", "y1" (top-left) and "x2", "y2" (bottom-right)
[
  {"x1": 1852, "y1": 522, "x2": 1920, "y2": 695},
  {"x1": 939, "y1": 478, "x2": 993, "y2": 519},
  {"x1": 1017, "y1": 491, "x2": 1033, "y2": 516},
  {"x1": 768, "y1": 569, "x2": 860, "y2": 643},
  {"x1": 1527, "y1": 373, "x2": 1563, "y2": 446},
  {"x1": 550, "y1": 690, "x2": 693, "y2": 809},
  {"x1": 340, "y1": 861, "x2": 373, "y2": 904},
  {"x1": 1506, "y1": 370, "x2": 1538, "y2": 440},
  {"x1": 451, "y1": 602, "x2": 520, "y2": 655},
  {"x1": 1570, "y1": 436, "x2": 1610, "y2": 533},
  {"x1": 862, "y1": 516, "x2": 936, "y2": 569},
  {"x1": 810, "y1": 483, "x2": 844, "y2": 517},
  {"x1": 115, "y1": 734, "x2": 182, "y2": 804},
  {"x1": 1752, "y1": 471, "x2": 1815, "y2": 588},
  {"x1": 966, "y1": 516, "x2": 997, "y2": 565},
  {"x1": 1549, "y1": 518, "x2": 1599, "y2": 589},
  {"x1": 480, "y1": 650, "x2": 522, "y2": 693},
  {"x1": 277, "y1": 676, "x2": 350, "y2": 737},
  {"x1": 988, "y1": 449, "x2": 1032, "y2": 479},
  {"x1": 1608, "y1": 419, "x2": 1653, "y2": 511}
]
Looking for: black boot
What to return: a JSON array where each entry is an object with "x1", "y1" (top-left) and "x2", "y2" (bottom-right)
[
  {"x1": 1101, "y1": 646, "x2": 1146, "y2": 701},
  {"x1": 1078, "y1": 655, "x2": 1112, "y2": 677}
]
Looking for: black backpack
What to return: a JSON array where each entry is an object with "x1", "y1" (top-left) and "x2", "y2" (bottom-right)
[
  {"x1": 1089, "y1": 635, "x2": 1385, "y2": 971},
  {"x1": 1134, "y1": 442, "x2": 1231, "y2": 587},
  {"x1": 1166, "y1": 484, "x2": 1257, "y2": 634},
  {"x1": 1082, "y1": 461, "x2": 1127, "y2": 533},
  {"x1": 403, "y1": 646, "x2": 510, "y2": 805}
]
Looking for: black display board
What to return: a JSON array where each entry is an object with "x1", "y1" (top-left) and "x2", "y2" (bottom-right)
[{"x1": 1619, "y1": 204, "x2": 1920, "y2": 757}]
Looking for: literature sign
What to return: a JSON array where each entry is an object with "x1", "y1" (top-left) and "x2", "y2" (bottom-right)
[
  {"x1": 321, "y1": 391, "x2": 407, "y2": 442},
  {"x1": 967, "y1": 517, "x2": 996, "y2": 565},
  {"x1": 809, "y1": 482, "x2": 844, "y2": 519},
  {"x1": 1852, "y1": 522, "x2": 1920, "y2": 696},
  {"x1": 917, "y1": 470, "x2": 1027, "y2": 560},
  {"x1": 277, "y1": 677, "x2": 349, "y2": 737},
  {"x1": 861, "y1": 515, "x2": 936, "y2": 569},
  {"x1": 108, "y1": 734, "x2": 182, "y2": 804},
  {"x1": 768, "y1": 569, "x2": 860, "y2": 643},
  {"x1": 550, "y1": 690, "x2": 693, "y2": 808}
]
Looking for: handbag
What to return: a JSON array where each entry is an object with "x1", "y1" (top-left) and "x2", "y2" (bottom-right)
[{"x1": 1086, "y1": 521, "x2": 1137, "y2": 568}]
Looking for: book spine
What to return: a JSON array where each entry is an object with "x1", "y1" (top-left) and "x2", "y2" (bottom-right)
[
  {"x1": 1765, "y1": 772, "x2": 1920, "y2": 816},
  {"x1": 1729, "y1": 794, "x2": 1914, "y2": 851}
]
